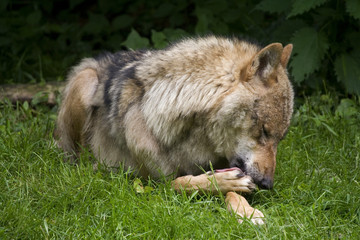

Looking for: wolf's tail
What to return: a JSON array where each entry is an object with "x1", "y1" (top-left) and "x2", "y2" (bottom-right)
[{"x1": 55, "y1": 58, "x2": 100, "y2": 155}]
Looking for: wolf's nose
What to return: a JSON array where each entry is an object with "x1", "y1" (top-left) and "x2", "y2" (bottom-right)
[{"x1": 258, "y1": 178, "x2": 273, "y2": 189}]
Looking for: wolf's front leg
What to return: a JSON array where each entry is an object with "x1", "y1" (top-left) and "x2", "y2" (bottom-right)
[
  {"x1": 226, "y1": 191, "x2": 265, "y2": 225},
  {"x1": 171, "y1": 167, "x2": 255, "y2": 194}
]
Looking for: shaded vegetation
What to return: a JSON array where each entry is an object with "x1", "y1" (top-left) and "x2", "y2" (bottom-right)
[{"x1": 1, "y1": 0, "x2": 359, "y2": 95}]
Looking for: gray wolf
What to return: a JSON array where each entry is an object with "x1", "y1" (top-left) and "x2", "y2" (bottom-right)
[{"x1": 55, "y1": 36, "x2": 293, "y2": 224}]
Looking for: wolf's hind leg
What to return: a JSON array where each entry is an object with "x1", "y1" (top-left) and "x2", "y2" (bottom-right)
[{"x1": 225, "y1": 191, "x2": 265, "y2": 225}]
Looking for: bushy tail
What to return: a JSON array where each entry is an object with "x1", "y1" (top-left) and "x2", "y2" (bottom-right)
[{"x1": 55, "y1": 58, "x2": 100, "y2": 155}]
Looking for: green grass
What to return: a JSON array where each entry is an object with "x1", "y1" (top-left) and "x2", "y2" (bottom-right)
[{"x1": 1, "y1": 95, "x2": 360, "y2": 239}]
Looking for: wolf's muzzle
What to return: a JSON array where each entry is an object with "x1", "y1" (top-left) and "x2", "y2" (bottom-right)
[{"x1": 230, "y1": 156, "x2": 274, "y2": 189}]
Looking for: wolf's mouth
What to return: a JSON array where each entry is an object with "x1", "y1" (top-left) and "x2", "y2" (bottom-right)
[
  {"x1": 229, "y1": 157, "x2": 247, "y2": 174},
  {"x1": 229, "y1": 156, "x2": 273, "y2": 189}
]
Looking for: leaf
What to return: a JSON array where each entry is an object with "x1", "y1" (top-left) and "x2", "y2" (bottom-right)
[
  {"x1": 170, "y1": 13, "x2": 185, "y2": 27},
  {"x1": 195, "y1": 8, "x2": 212, "y2": 34},
  {"x1": 163, "y1": 28, "x2": 188, "y2": 42},
  {"x1": 122, "y1": 29, "x2": 150, "y2": 50},
  {"x1": 290, "y1": 27, "x2": 329, "y2": 84},
  {"x1": 107, "y1": 34, "x2": 123, "y2": 49},
  {"x1": 31, "y1": 92, "x2": 49, "y2": 106},
  {"x1": 346, "y1": 0, "x2": 360, "y2": 20},
  {"x1": 154, "y1": 3, "x2": 175, "y2": 18},
  {"x1": 288, "y1": 0, "x2": 328, "y2": 17},
  {"x1": 151, "y1": 30, "x2": 168, "y2": 49},
  {"x1": 83, "y1": 14, "x2": 109, "y2": 34},
  {"x1": 334, "y1": 54, "x2": 360, "y2": 95},
  {"x1": 98, "y1": 0, "x2": 116, "y2": 13},
  {"x1": 112, "y1": 15, "x2": 134, "y2": 30},
  {"x1": 195, "y1": 11, "x2": 209, "y2": 34},
  {"x1": 205, "y1": 0, "x2": 228, "y2": 13},
  {"x1": 22, "y1": 101, "x2": 29, "y2": 111},
  {"x1": 269, "y1": 19, "x2": 306, "y2": 43},
  {"x1": 144, "y1": 186, "x2": 154, "y2": 193},
  {"x1": 133, "y1": 178, "x2": 153, "y2": 194},
  {"x1": 255, "y1": 0, "x2": 292, "y2": 14},
  {"x1": 211, "y1": 19, "x2": 229, "y2": 35},
  {"x1": 133, "y1": 178, "x2": 144, "y2": 193},
  {"x1": 346, "y1": 32, "x2": 360, "y2": 50},
  {"x1": 335, "y1": 99, "x2": 359, "y2": 119}
]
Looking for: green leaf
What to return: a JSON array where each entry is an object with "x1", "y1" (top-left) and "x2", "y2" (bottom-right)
[
  {"x1": 195, "y1": 8, "x2": 213, "y2": 34},
  {"x1": 211, "y1": 19, "x2": 229, "y2": 35},
  {"x1": 112, "y1": 15, "x2": 134, "y2": 30},
  {"x1": 154, "y1": 3, "x2": 174, "y2": 18},
  {"x1": 144, "y1": 186, "x2": 154, "y2": 193},
  {"x1": 256, "y1": 0, "x2": 292, "y2": 14},
  {"x1": 22, "y1": 101, "x2": 29, "y2": 111},
  {"x1": 269, "y1": 19, "x2": 306, "y2": 43},
  {"x1": 133, "y1": 178, "x2": 144, "y2": 193},
  {"x1": 346, "y1": 32, "x2": 360, "y2": 50},
  {"x1": 133, "y1": 179, "x2": 154, "y2": 194},
  {"x1": 290, "y1": 27, "x2": 329, "y2": 84},
  {"x1": 151, "y1": 30, "x2": 168, "y2": 49},
  {"x1": 288, "y1": 0, "x2": 328, "y2": 17},
  {"x1": 83, "y1": 14, "x2": 109, "y2": 34},
  {"x1": 205, "y1": 0, "x2": 228, "y2": 13},
  {"x1": 162, "y1": 28, "x2": 188, "y2": 42},
  {"x1": 335, "y1": 54, "x2": 360, "y2": 95},
  {"x1": 31, "y1": 92, "x2": 49, "y2": 106},
  {"x1": 346, "y1": 0, "x2": 360, "y2": 20},
  {"x1": 122, "y1": 29, "x2": 150, "y2": 50},
  {"x1": 107, "y1": 34, "x2": 123, "y2": 49},
  {"x1": 170, "y1": 13, "x2": 185, "y2": 27},
  {"x1": 195, "y1": 12, "x2": 209, "y2": 34},
  {"x1": 336, "y1": 99, "x2": 359, "y2": 119},
  {"x1": 98, "y1": 0, "x2": 116, "y2": 13}
]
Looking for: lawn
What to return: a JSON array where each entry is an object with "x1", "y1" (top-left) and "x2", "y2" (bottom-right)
[{"x1": 1, "y1": 95, "x2": 359, "y2": 239}]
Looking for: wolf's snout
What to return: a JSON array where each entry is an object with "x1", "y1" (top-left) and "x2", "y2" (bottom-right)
[{"x1": 258, "y1": 177, "x2": 273, "y2": 189}]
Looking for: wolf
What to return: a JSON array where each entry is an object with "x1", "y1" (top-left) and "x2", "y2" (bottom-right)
[{"x1": 55, "y1": 36, "x2": 293, "y2": 225}]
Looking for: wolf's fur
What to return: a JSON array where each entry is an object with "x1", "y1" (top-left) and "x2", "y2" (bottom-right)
[{"x1": 56, "y1": 36, "x2": 293, "y2": 224}]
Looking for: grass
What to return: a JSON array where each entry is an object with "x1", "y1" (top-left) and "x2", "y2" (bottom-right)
[{"x1": 1, "y1": 95, "x2": 359, "y2": 239}]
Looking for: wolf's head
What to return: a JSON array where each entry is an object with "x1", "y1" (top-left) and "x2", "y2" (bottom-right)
[{"x1": 211, "y1": 43, "x2": 294, "y2": 189}]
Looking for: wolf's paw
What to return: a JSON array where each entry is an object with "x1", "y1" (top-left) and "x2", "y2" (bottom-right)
[
  {"x1": 208, "y1": 167, "x2": 255, "y2": 194},
  {"x1": 238, "y1": 208, "x2": 265, "y2": 225},
  {"x1": 225, "y1": 192, "x2": 265, "y2": 225}
]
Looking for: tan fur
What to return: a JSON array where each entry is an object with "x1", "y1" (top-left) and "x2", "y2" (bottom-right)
[
  {"x1": 281, "y1": 44, "x2": 293, "y2": 67},
  {"x1": 226, "y1": 192, "x2": 265, "y2": 225},
  {"x1": 171, "y1": 169, "x2": 254, "y2": 195},
  {"x1": 56, "y1": 36, "x2": 294, "y2": 225},
  {"x1": 56, "y1": 67, "x2": 98, "y2": 154}
]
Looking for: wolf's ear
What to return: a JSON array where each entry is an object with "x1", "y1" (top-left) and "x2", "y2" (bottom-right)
[
  {"x1": 280, "y1": 44, "x2": 293, "y2": 67},
  {"x1": 249, "y1": 43, "x2": 283, "y2": 80}
]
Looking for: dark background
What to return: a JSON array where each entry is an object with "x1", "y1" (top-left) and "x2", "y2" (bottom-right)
[{"x1": 1, "y1": 0, "x2": 359, "y2": 96}]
